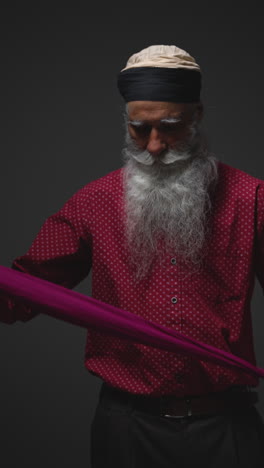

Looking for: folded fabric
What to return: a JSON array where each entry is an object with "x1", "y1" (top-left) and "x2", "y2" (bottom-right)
[{"x1": 0, "y1": 265, "x2": 263, "y2": 379}]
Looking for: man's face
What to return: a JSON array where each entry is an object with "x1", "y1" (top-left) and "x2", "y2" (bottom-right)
[
  {"x1": 126, "y1": 101, "x2": 203, "y2": 159},
  {"x1": 123, "y1": 100, "x2": 217, "y2": 280}
]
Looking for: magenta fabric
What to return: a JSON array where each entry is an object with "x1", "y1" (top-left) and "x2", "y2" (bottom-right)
[{"x1": 0, "y1": 265, "x2": 264, "y2": 380}]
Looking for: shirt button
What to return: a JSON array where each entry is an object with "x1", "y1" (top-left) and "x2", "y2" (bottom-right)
[
  {"x1": 175, "y1": 373, "x2": 185, "y2": 384},
  {"x1": 171, "y1": 258, "x2": 176, "y2": 265},
  {"x1": 171, "y1": 297, "x2": 178, "y2": 304}
]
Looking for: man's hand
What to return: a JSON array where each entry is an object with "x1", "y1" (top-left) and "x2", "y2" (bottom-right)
[{"x1": 0, "y1": 294, "x2": 33, "y2": 324}]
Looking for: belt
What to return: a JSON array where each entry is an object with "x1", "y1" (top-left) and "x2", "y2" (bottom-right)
[{"x1": 100, "y1": 384, "x2": 258, "y2": 419}]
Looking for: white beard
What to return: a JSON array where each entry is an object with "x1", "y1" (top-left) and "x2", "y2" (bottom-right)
[{"x1": 122, "y1": 122, "x2": 218, "y2": 281}]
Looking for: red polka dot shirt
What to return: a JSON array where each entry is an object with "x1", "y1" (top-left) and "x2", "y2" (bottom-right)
[{"x1": 10, "y1": 162, "x2": 264, "y2": 396}]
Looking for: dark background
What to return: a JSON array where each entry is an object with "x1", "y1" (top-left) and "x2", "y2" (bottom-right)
[{"x1": 0, "y1": 3, "x2": 264, "y2": 467}]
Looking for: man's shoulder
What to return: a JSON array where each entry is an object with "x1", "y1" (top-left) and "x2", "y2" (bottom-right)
[
  {"x1": 218, "y1": 161, "x2": 264, "y2": 187},
  {"x1": 75, "y1": 167, "x2": 124, "y2": 200}
]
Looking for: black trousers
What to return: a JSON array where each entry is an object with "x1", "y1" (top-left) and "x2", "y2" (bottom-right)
[{"x1": 90, "y1": 384, "x2": 264, "y2": 468}]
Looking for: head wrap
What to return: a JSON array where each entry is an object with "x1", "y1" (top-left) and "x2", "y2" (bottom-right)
[{"x1": 117, "y1": 45, "x2": 202, "y2": 103}]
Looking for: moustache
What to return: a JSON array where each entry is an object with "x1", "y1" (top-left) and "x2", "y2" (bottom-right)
[
  {"x1": 123, "y1": 125, "x2": 200, "y2": 167},
  {"x1": 130, "y1": 147, "x2": 193, "y2": 166}
]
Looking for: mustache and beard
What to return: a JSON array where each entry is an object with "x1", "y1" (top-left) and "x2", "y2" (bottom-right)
[{"x1": 122, "y1": 119, "x2": 219, "y2": 281}]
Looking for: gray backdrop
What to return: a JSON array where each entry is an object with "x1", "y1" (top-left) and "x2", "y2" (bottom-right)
[{"x1": 1, "y1": 3, "x2": 264, "y2": 467}]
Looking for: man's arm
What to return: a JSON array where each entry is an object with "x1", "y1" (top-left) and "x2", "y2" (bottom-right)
[
  {"x1": 254, "y1": 184, "x2": 264, "y2": 290},
  {"x1": 0, "y1": 188, "x2": 93, "y2": 324}
]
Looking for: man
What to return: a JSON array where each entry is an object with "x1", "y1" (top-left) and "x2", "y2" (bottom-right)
[{"x1": 1, "y1": 44, "x2": 264, "y2": 467}]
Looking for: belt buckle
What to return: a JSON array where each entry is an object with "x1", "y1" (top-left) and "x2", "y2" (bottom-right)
[{"x1": 161, "y1": 396, "x2": 193, "y2": 418}]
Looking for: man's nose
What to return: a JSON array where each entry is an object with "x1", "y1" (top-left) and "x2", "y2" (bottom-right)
[{"x1": 146, "y1": 128, "x2": 167, "y2": 156}]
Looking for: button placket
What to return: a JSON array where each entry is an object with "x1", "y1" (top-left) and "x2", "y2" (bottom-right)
[
  {"x1": 167, "y1": 254, "x2": 180, "y2": 328},
  {"x1": 170, "y1": 256, "x2": 178, "y2": 309}
]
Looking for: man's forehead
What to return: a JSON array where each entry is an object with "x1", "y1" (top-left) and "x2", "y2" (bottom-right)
[{"x1": 127, "y1": 101, "x2": 194, "y2": 121}]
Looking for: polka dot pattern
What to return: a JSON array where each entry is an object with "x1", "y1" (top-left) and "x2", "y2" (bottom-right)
[{"x1": 12, "y1": 162, "x2": 264, "y2": 397}]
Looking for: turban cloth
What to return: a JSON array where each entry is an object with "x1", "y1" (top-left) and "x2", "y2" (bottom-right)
[
  {"x1": 117, "y1": 44, "x2": 202, "y2": 103},
  {"x1": 0, "y1": 265, "x2": 264, "y2": 380}
]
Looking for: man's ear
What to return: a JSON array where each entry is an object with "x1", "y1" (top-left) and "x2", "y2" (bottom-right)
[{"x1": 195, "y1": 102, "x2": 204, "y2": 122}]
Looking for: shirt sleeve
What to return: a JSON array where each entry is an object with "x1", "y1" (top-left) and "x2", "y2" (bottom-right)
[
  {"x1": 254, "y1": 183, "x2": 264, "y2": 291},
  {"x1": 0, "y1": 189, "x2": 93, "y2": 324}
]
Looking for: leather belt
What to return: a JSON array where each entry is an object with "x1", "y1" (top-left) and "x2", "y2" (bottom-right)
[{"x1": 100, "y1": 384, "x2": 258, "y2": 419}]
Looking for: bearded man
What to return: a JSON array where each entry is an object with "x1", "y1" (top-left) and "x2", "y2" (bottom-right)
[{"x1": 1, "y1": 45, "x2": 264, "y2": 467}]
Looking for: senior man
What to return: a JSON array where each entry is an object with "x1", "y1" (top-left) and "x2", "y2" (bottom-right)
[{"x1": 1, "y1": 45, "x2": 264, "y2": 467}]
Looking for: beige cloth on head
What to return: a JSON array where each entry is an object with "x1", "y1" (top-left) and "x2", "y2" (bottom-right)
[{"x1": 121, "y1": 44, "x2": 200, "y2": 72}]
